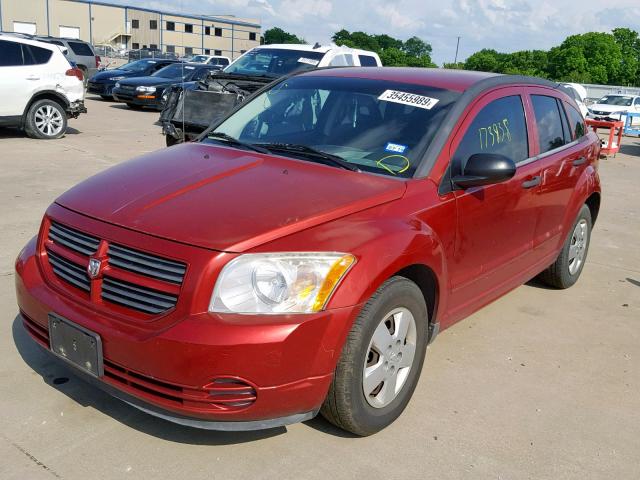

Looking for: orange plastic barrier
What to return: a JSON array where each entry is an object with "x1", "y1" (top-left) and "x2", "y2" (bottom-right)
[{"x1": 585, "y1": 119, "x2": 624, "y2": 156}]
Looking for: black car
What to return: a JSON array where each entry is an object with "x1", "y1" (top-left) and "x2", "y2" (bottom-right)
[
  {"x1": 112, "y1": 63, "x2": 221, "y2": 110},
  {"x1": 87, "y1": 59, "x2": 178, "y2": 99}
]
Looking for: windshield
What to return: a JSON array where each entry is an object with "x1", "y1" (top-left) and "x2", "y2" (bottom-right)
[
  {"x1": 598, "y1": 95, "x2": 633, "y2": 106},
  {"x1": 120, "y1": 60, "x2": 159, "y2": 72},
  {"x1": 206, "y1": 76, "x2": 460, "y2": 178},
  {"x1": 152, "y1": 63, "x2": 196, "y2": 79},
  {"x1": 224, "y1": 48, "x2": 326, "y2": 78}
]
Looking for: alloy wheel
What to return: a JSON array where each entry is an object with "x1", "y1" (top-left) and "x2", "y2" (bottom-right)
[
  {"x1": 34, "y1": 105, "x2": 64, "y2": 137},
  {"x1": 568, "y1": 219, "x2": 588, "y2": 275}
]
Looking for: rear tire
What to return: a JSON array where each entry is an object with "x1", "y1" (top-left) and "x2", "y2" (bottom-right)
[
  {"x1": 321, "y1": 276, "x2": 429, "y2": 436},
  {"x1": 538, "y1": 204, "x2": 592, "y2": 289},
  {"x1": 24, "y1": 99, "x2": 67, "y2": 139}
]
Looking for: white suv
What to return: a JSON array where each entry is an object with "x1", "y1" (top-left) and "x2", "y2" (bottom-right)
[{"x1": 0, "y1": 33, "x2": 86, "y2": 139}]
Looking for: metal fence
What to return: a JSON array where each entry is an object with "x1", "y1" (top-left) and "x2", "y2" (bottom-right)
[{"x1": 582, "y1": 83, "x2": 640, "y2": 102}]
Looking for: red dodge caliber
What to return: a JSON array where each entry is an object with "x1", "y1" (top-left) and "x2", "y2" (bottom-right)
[{"x1": 15, "y1": 68, "x2": 601, "y2": 435}]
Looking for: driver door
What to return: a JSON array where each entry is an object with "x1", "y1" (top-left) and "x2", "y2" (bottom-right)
[{"x1": 446, "y1": 88, "x2": 541, "y2": 318}]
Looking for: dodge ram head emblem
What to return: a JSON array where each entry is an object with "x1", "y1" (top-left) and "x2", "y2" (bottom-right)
[{"x1": 87, "y1": 258, "x2": 102, "y2": 279}]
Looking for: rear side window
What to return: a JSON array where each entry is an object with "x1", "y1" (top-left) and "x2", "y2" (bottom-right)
[
  {"x1": 24, "y1": 45, "x2": 53, "y2": 65},
  {"x1": 0, "y1": 40, "x2": 24, "y2": 66},
  {"x1": 68, "y1": 41, "x2": 93, "y2": 56},
  {"x1": 453, "y1": 95, "x2": 529, "y2": 170},
  {"x1": 359, "y1": 55, "x2": 378, "y2": 67},
  {"x1": 531, "y1": 95, "x2": 567, "y2": 154},
  {"x1": 564, "y1": 103, "x2": 586, "y2": 140}
]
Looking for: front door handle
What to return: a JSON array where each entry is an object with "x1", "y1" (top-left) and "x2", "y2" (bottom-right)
[
  {"x1": 522, "y1": 176, "x2": 541, "y2": 189},
  {"x1": 572, "y1": 157, "x2": 586, "y2": 166}
]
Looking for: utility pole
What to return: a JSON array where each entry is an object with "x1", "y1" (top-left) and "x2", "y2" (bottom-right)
[{"x1": 454, "y1": 36, "x2": 461, "y2": 64}]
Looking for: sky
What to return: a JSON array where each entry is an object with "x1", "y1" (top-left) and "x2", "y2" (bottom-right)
[{"x1": 111, "y1": 0, "x2": 640, "y2": 65}]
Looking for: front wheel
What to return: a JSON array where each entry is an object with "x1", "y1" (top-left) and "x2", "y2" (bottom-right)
[
  {"x1": 538, "y1": 204, "x2": 592, "y2": 289},
  {"x1": 321, "y1": 276, "x2": 429, "y2": 436},
  {"x1": 24, "y1": 99, "x2": 67, "y2": 139}
]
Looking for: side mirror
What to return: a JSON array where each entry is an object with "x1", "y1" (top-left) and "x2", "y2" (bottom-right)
[{"x1": 452, "y1": 153, "x2": 516, "y2": 189}]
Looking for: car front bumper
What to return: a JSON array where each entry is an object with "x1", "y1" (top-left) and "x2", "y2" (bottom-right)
[
  {"x1": 15, "y1": 235, "x2": 360, "y2": 429},
  {"x1": 113, "y1": 88, "x2": 163, "y2": 109},
  {"x1": 86, "y1": 81, "x2": 114, "y2": 96}
]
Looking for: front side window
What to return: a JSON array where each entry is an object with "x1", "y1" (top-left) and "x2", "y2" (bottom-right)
[
  {"x1": 208, "y1": 76, "x2": 460, "y2": 178},
  {"x1": 452, "y1": 95, "x2": 529, "y2": 172},
  {"x1": 0, "y1": 40, "x2": 25, "y2": 66},
  {"x1": 329, "y1": 54, "x2": 354, "y2": 66},
  {"x1": 225, "y1": 48, "x2": 325, "y2": 78},
  {"x1": 531, "y1": 95, "x2": 567, "y2": 154}
]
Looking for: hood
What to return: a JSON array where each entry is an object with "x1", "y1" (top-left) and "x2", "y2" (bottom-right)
[
  {"x1": 55, "y1": 143, "x2": 406, "y2": 252},
  {"x1": 117, "y1": 76, "x2": 176, "y2": 87},
  {"x1": 91, "y1": 69, "x2": 144, "y2": 81},
  {"x1": 589, "y1": 104, "x2": 631, "y2": 113}
]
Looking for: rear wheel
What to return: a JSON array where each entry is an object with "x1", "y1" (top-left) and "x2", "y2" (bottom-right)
[
  {"x1": 24, "y1": 99, "x2": 67, "y2": 139},
  {"x1": 538, "y1": 204, "x2": 592, "y2": 289},
  {"x1": 321, "y1": 276, "x2": 429, "y2": 436}
]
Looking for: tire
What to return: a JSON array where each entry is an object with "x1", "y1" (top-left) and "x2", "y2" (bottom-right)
[
  {"x1": 321, "y1": 276, "x2": 429, "y2": 436},
  {"x1": 126, "y1": 103, "x2": 143, "y2": 110},
  {"x1": 538, "y1": 204, "x2": 592, "y2": 289},
  {"x1": 24, "y1": 99, "x2": 67, "y2": 140}
]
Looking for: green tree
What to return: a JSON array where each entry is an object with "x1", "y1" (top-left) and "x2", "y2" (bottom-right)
[
  {"x1": 464, "y1": 49, "x2": 501, "y2": 72},
  {"x1": 612, "y1": 27, "x2": 640, "y2": 85},
  {"x1": 332, "y1": 29, "x2": 435, "y2": 67},
  {"x1": 263, "y1": 27, "x2": 305, "y2": 45}
]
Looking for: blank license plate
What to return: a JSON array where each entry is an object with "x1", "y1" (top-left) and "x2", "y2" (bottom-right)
[{"x1": 48, "y1": 313, "x2": 103, "y2": 377}]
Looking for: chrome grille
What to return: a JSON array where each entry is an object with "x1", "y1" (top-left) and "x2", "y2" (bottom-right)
[
  {"x1": 49, "y1": 221, "x2": 100, "y2": 256},
  {"x1": 101, "y1": 277, "x2": 178, "y2": 314},
  {"x1": 107, "y1": 243, "x2": 186, "y2": 284},
  {"x1": 46, "y1": 249, "x2": 90, "y2": 291},
  {"x1": 44, "y1": 220, "x2": 186, "y2": 316}
]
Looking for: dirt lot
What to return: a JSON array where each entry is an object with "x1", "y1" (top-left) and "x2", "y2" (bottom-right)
[{"x1": 0, "y1": 97, "x2": 638, "y2": 480}]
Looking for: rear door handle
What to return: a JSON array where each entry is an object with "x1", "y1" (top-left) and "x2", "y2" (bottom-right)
[
  {"x1": 572, "y1": 157, "x2": 586, "y2": 166},
  {"x1": 522, "y1": 176, "x2": 541, "y2": 189}
]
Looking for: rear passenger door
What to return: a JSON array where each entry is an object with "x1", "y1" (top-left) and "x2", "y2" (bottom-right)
[
  {"x1": 526, "y1": 89, "x2": 591, "y2": 257},
  {"x1": 447, "y1": 88, "x2": 541, "y2": 311}
]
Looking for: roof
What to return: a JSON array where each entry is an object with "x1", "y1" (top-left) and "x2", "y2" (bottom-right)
[
  {"x1": 59, "y1": 0, "x2": 261, "y2": 28},
  {"x1": 302, "y1": 67, "x2": 559, "y2": 93},
  {"x1": 254, "y1": 44, "x2": 379, "y2": 57}
]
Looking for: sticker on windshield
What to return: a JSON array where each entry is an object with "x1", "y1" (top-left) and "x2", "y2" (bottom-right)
[
  {"x1": 298, "y1": 57, "x2": 320, "y2": 66},
  {"x1": 378, "y1": 90, "x2": 439, "y2": 110},
  {"x1": 384, "y1": 142, "x2": 408, "y2": 154}
]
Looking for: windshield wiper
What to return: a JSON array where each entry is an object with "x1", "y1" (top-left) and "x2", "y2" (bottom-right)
[
  {"x1": 206, "y1": 132, "x2": 270, "y2": 154},
  {"x1": 256, "y1": 143, "x2": 360, "y2": 172}
]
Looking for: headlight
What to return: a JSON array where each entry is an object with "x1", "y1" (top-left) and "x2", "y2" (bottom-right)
[
  {"x1": 209, "y1": 253, "x2": 356, "y2": 314},
  {"x1": 136, "y1": 86, "x2": 157, "y2": 93},
  {"x1": 109, "y1": 76, "x2": 125, "y2": 80}
]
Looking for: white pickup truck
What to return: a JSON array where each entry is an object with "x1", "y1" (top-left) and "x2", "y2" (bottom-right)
[{"x1": 160, "y1": 44, "x2": 382, "y2": 145}]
